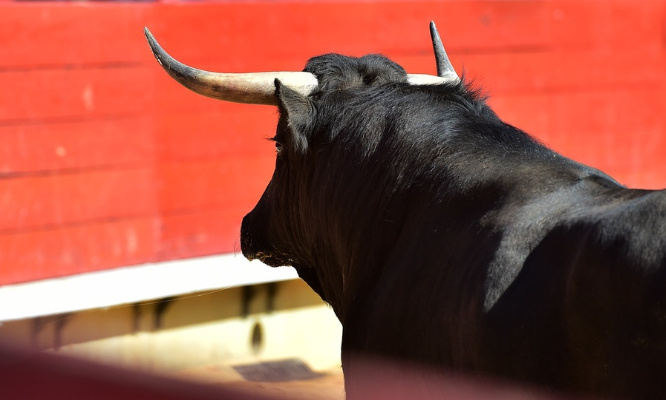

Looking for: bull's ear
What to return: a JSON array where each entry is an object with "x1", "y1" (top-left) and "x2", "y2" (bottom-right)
[{"x1": 275, "y1": 79, "x2": 314, "y2": 154}]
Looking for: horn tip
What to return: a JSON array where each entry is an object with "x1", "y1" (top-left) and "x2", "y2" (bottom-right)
[
  {"x1": 429, "y1": 21, "x2": 441, "y2": 41},
  {"x1": 429, "y1": 21, "x2": 438, "y2": 35},
  {"x1": 143, "y1": 27, "x2": 164, "y2": 66}
]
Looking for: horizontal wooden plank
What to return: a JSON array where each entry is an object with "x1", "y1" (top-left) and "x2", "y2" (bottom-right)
[
  {"x1": 154, "y1": 106, "x2": 278, "y2": 161},
  {"x1": 0, "y1": 207, "x2": 256, "y2": 285},
  {"x1": 0, "y1": 217, "x2": 158, "y2": 285},
  {"x1": 0, "y1": 168, "x2": 157, "y2": 232},
  {"x1": 0, "y1": 1, "x2": 661, "y2": 68},
  {"x1": 0, "y1": 4, "x2": 153, "y2": 69},
  {"x1": 157, "y1": 207, "x2": 248, "y2": 261},
  {"x1": 0, "y1": 116, "x2": 155, "y2": 174},
  {"x1": 0, "y1": 65, "x2": 271, "y2": 123},
  {"x1": 0, "y1": 106, "x2": 276, "y2": 174},
  {"x1": 155, "y1": 156, "x2": 274, "y2": 213},
  {"x1": 0, "y1": 66, "x2": 257, "y2": 123},
  {"x1": 0, "y1": 66, "x2": 152, "y2": 122},
  {"x1": 0, "y1": 155, "x2": 274, "y2": 232},
  {"x1": 546, "y1": 1, "x2": 664, "y2": 52}
]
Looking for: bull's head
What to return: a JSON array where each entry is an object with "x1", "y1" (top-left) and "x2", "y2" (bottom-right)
[{"x1": 145, "y1": 22, "x2": 459, "y2": 311}]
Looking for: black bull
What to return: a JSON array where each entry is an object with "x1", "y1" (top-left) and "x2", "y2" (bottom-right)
[{"x1": 146, "y1": 24, "x2": 666, "y2": 399}]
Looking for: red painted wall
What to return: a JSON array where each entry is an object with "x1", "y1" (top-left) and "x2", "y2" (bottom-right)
[{"x1": 0, "y1": 1, "x2": 664, "y2": 285}]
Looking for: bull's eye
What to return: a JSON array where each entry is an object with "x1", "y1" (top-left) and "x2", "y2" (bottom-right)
[{"x1": 275, "y1": 142, "x2": 283, "y2": 154}]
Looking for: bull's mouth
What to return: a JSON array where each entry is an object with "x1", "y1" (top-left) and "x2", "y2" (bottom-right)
[
  {"x1": 243, "y1": 247, "x2": 294, "y2": 268},
  {"x1": 249, "y1": 252, "x2": 287, "y2": 268}
]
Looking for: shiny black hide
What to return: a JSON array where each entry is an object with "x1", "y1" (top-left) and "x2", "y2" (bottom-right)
[{"x1": 241, "y1": 53, "x2": 666, "y2": 400}]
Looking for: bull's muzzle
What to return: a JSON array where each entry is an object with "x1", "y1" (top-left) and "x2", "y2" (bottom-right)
[{"x1": 240, "y1": 212, "x2": 260, "y2": 261}]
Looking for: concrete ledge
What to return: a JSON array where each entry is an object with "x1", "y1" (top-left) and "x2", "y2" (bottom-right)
[{"x1": 0, "y1": 255, "x2": 297, "y2": 322}]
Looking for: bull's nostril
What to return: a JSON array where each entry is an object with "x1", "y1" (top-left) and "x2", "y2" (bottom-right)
[
  {"x1": 240, "y1": 219, "x2": 253, "y2": 256},
  {"x1": 240, "y1": 236, "x2": 256, "y2": 261},
  {"x1": 240, "y1": 229, "x2": 260, "y2": 262}
]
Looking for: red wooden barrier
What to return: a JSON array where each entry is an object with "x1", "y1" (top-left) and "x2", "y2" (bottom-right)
[{"x1": 0, "y1": 1, "x2": 664, "y2": 285}]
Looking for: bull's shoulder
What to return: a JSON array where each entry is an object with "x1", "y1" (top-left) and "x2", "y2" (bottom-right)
[
  {"x1": 482, "y1": 178, "x2": 666, "y2": 308},
  {"x1": 580, "y1": 187, "x2": 666, "y2": 269},
  {"x1": 529, "y1": 177, "x2": 666, "y2": 267}
]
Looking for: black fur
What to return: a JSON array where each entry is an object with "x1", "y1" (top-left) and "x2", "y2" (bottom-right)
[{"x1": 241, "y1": 53, "x2": 666, "y2": 399}]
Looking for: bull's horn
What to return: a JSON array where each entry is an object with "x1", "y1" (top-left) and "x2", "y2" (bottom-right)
[
  {"x1": 145, "y1": 26, "x2": 458, "y2": 103},
  {"x1": 407, "y1": 74, "x2": 458, "y2": 85},
  {"x1": 144, "y1": 28, "x2": 319, "y2": 106},
  {"x1": 429, "y1": 21, "x2": 458, "y2": 80}
]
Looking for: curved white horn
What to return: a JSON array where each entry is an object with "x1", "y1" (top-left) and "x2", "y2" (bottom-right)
[
  {"x1": 144, "y1": 28, "x2": 319, "y2": 106},
  {"x1": 407, "y1": 74, "x2": 459, "y2": 86}
]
